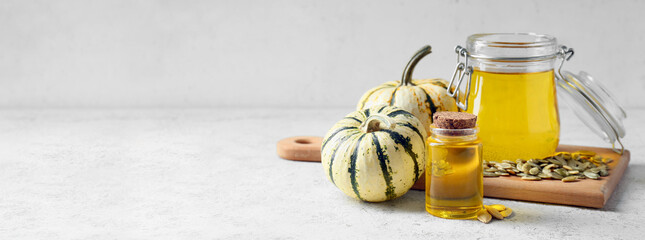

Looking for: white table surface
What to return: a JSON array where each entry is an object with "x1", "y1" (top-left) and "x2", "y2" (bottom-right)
[{"x1": 0, "y1": 107, "x2": 643, "y2": 239}]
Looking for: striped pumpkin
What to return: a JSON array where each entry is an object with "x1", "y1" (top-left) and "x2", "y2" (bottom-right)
[
  {"x1": 321, "y1": 105, "x2": 427, "y2": 202},
  {"x1": 356, "y1": 46, "x2": 458, "y2": 134}
]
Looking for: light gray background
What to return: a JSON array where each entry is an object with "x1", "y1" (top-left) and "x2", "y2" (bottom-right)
[
  {"x1": 1, "y1": 1, "x2": 645, "y2": 239},
  {"x1": 0, "y1": 0, "x2": 643, "y2": 109}
]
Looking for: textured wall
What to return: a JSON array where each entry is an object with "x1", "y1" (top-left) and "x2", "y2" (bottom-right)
[{"x1": 0, "y1": 0, "x2": 643, "y2": 108}]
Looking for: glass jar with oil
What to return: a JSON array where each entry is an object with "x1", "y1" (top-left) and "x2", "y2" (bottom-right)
[{"x1": 447, "y1": 33, "x2": 569, "y2": 162}]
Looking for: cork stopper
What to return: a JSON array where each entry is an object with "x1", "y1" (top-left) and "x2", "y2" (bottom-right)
[{"x1": 432, "y1": 112, "x2": 477, "y2": 129}]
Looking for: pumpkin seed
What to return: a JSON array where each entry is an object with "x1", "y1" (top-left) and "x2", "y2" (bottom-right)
[
  {"x1": 542, "y1": 164, "x2": 556, "y2": 174},
  {"x1": 574, "y1": 150, "x2": 596, "y2": 157},
  {"x1": 562, "y1": 165, "x2": 573, "y2": 171},
  {"x1": 554, "y1": 168, "x2": 569, "y2": 177},
  {"x1": 554, "y1": 156, "x2": 567, "y2": 165},
  {"x1": 485, "y1": 205, "x2": 504, "y2": 220},
  {"x1": 477, "y1": 208, "x2": 492, "y2": 223},
  {"x1": 500, "y1": 208, "x2": 513, "y2": 218},
  {"x1": 527, "y1": 160, "x2": 539, "y2": 167},
  {"x1": 521, "y1": 176, "x2": 541, "y2": 181},
  {"x1": 562, "y1": 153, "x2": 572, "y2": 160},
  {"x1": 489, "y1": 204, "x2": 506, "y2": 211},
  {"x1": 549, "y1": 172, "x2": 564, "y2": 180},
  {"x1": 599, "y1": 168, "x2": 609, "y2": 177},
  {"x1": 521, "y1": 164, "x2": 532, "y2": 173},
  {"x1": 484, "y1": 172, "x2": 500, "y2": 177},
  {"x1": 499, "y1": 163, "x2": 513, "y2": 169},
  {"x1": 485, "y1": 168, "x2": 498, "y2": 172},
  {"x1": 568, "y1": 170, "x2": 579, "y2": 175},
  {"x1": 538, "y1": 173, "x2": 550, "y2": 179},
  {"x1": 567, "y1": 159, "x2": 577, "y2": 168},
  {"x1": 529, "y1": 167, "x2": 540, "y2": 175},
  {"x1": 562, "y1": 176, "x2": 579, "y2": 182},
  {"x1": 584, "y1": 171, "x2": 600, "y2": 180}
]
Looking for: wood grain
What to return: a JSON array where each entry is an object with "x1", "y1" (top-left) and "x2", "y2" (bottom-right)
[{"x1": 277, "y1": 136, "x2": 630, "y2": 208}]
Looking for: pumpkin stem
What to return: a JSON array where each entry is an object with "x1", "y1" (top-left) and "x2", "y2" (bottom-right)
[
  {"x1": 361, "y1": 114, "x2": 396, "y2": 133},
  {"x1": 400, "y1": 45, "x2": 432, "y2": 87}
]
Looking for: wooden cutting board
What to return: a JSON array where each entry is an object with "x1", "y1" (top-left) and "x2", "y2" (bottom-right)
[{"x1": 277, "y1": 136, "x2": 630, "y2": 208}]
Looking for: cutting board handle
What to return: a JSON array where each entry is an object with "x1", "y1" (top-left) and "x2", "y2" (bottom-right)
[{"x1": 276, "y1": 136, "x2": 323, "y2": 162}]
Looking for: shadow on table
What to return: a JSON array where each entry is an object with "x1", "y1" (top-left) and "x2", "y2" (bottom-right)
[{"x1": 364, "y1": 189, "x2": 427, "y2": 213}]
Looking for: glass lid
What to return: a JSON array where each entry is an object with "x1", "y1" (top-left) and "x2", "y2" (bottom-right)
[{"x1": 556, "y1": 70, "x2": 627, "y2": 154}]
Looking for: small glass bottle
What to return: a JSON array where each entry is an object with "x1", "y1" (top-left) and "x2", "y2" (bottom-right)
[{"x1": 425, "y1": 112, "x2": 483, "y2": 219}]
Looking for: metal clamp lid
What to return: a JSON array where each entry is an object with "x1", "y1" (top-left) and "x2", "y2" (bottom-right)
[
  {"x1": 555, "y1": 47, "x2": 627, "y2": 154},
  {"x1": 447, "y1": 46, "x2": 472, "y2": 111}
]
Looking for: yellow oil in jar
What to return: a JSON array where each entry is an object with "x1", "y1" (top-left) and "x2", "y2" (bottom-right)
[
  {"x1": 425, "y1": 138, "x2": 483, "y2": 219},
  {"x1": 466, "y1": 70, "x2": 559, "y2": 162}
]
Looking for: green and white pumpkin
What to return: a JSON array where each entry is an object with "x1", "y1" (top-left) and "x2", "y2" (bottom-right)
[
  {"x1": 321, "y1": 105, "x2": 427, "y2": 202},
  {"x1": 357, "y1": 45, "x2": 458, "y2": 134}
]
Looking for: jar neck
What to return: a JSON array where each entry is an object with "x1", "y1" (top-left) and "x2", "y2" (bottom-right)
[
  {"x1": 431, "y1": 127, "x2": 478, "y2": 142},
  {"x1": 467, "y1": 33, "x2": 558, "y2": 73},
  {"x1": 471, "y1": 58, "x2": 555, "y2": 73}
]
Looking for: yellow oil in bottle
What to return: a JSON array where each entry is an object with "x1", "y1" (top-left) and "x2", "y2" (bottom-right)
[
  {"x1": 466, "y1": 70, "x2": 559, "y2": 162},
  {"x1": 425, "y1": 134, "x2": 483, "y2": 219}
]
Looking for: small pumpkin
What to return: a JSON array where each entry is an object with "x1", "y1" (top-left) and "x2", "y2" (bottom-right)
[
  {"x1": 357, "y1": 45, "x2": 458, "y2": 134},
  {"x1": 321, "y1": 105, "x2": 427, "y2": 202}
]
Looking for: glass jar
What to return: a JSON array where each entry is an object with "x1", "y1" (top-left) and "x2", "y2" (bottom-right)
[
  {"x1": 426, "y1": 126, "x2": 483, "y2": 219},
  {"x1": 448, "y1": 33, "x2": 569, "y2": 162}
]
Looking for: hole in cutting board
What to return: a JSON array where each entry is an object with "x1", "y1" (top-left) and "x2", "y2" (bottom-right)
[{"x1": 295, "y1": 139, "x2": 311, "y2": 144}]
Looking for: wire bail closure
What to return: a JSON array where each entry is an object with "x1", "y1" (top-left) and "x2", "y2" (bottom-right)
[
  {"x1": 555, "y1": 46, "x2": 625, "y2": 154},
  {"x1": 555, "y1": 45, "x2": 575, "y2": 82},
  {"x1": 448, "y1": 45, "x2": 473, "y2": 111}
]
